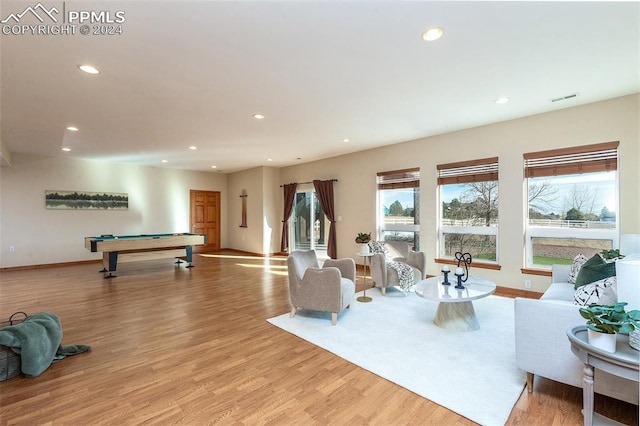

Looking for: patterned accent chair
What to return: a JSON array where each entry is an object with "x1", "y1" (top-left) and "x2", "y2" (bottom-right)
[
  {"x1": 368, "y1": 241, "x2": 426, "y2": 295},
  {"x1": 287, "y1": 250, "x2": 356, "y2": 325}
]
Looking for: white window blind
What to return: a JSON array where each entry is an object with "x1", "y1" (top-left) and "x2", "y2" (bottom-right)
[
  {"x1": 524, "y1": 141, "x2": 618, "y2": 178},
  {"x1": 437, "y1": 157, "x2": 498, "y2": 185},
  {"x1": 377, "y1": 167, "x2": 420, "y2": 189}
]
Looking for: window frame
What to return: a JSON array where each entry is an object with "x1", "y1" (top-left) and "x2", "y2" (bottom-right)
[
  {"x1": 376, "y1": 168, "x2": 420, "y2": 250},
  {"x1": 523, "y1": 141, "x2": 619, "y2": 269},
  {"x1": 288, "y1": 186, "x2": 330, "y2": 257},
  {"x1": 437, "y1": 157, "x2": 500, "y2": 265}
]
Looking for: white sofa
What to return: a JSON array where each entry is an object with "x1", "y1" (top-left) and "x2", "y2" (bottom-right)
[{"x1": 514, "y1": 264, "x2": 639, "y2": 405}]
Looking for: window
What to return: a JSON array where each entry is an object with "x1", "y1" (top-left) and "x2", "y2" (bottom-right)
[
  {"x1": 377, "y1": 168, "x2": 420, "y2": 251},
  {"x1": 524, "y1": 141, "x2": 618, "y2": 268},
  {"x1": 438, "y1": 157, "x2": 499, "y2": 263},
  {"x1": 290, "y1": 190, "x2": 330, "y2": 257}
]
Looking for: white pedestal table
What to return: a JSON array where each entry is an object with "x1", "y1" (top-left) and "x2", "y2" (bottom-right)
[{"x1": 415, "y1": 276, "x2": 496, "y2": 331}]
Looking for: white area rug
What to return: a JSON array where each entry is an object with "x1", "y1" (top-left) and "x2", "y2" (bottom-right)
[{"x1": 268, "y1": 289, "x2": 526, "y2": 426}]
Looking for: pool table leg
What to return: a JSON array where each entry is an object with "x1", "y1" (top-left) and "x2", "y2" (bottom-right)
[
  {"x1": 185, "y1": 245, "x2": 194, "y2": 268},
  {"x1": 102, "y1": 251, "x2": 118, "y2": 278}
]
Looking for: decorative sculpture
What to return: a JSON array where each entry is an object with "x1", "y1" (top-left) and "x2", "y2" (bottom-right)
[{"x1": 454, "y1": 251, "x2": 472, "y2": 289}]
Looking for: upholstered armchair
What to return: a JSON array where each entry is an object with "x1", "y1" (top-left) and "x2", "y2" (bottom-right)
[
  {"x1": 368, "y1": 241, "x2": 426, "y2": 295},
  {"x1": 287, "y1": 250, "x2": 356, "y2": 325}
]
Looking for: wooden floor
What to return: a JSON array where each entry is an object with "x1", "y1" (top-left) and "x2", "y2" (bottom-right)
[{"x1": 0, "y1": 251, "x2": 637, "y2": 425}]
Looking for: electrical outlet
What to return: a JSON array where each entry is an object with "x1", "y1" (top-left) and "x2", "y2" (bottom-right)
[
  {"x1": 9, "y1": 246, "x2": 15, "y2": 252},
  {"x1": 524, "y1": 280, "x2": 532, "y2": 289}
]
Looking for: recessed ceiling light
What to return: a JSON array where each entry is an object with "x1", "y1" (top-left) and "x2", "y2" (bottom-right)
[
  {"x1": 161, "y1": 160, "x2": 168, "y2": 163},
  {"x1": 66, "y1": 126, "x2": 79, "y2": 132},
  {"x1": 211, "y1": 165, "x2": 217, "y2": 169},
  {"x1": 253, "y1": 114, "x2": 265, "y2": 120},
  {"x1": 189, "y1": 146, "x2": 197, "y2": 150},
  {"x1": 495, "y1": 97, "x2": 510, "y2": 104},
  {"x1": 61, "y1": 147, "x2": 71, "y2": 152},
  {"x1": 422, "y1": 27, "x2": 443, "y2": 41},
  {"x1": 267, "y1": 158, "x2": 273, "y2": 162},
  {"x1": 343, "y1": 138, "x2": 350, "y2": 143},
  {"x1": 78, "y1": 64, "x2": 100, "y2": 74}
]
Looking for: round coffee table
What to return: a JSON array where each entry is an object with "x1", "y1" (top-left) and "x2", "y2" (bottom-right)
[{"x1": 415, "y1": 276, "x2": 496, "y2": 331}]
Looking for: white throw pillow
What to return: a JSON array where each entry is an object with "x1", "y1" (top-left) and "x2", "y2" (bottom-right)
[
  {"x1": 568, "y1": 254, "x2": 588, "y2": 284},
  {"x1": 573, "y1": 276, "x2": 617, "y2": 306}
]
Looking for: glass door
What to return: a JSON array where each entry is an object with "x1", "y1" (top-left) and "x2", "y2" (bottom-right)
[{"x1": 291, "y1": 191, "x2": 329, "y2": 257}]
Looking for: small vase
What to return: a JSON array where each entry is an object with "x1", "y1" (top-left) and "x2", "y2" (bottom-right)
[
  {"x1": 587, "y1": 328, "x2": 617, "y2": 353},
  {"x1": 629, "y1": 329, "x2": 640, "y2": 351},
  {"x1": 358, "y1": 243, "x2": 370, "y2": 255}
]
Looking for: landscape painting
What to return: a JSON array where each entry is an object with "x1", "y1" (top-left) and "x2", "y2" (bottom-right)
[{"x1": 45, "y1": 190, "x2": 128, "y2": 210}]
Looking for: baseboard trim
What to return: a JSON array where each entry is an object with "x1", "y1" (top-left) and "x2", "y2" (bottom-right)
[
  {"x1": 0, "y1": 259, "x2": 101, "y2": 272},
  {"x1": 0, "y1": 249, "x2": 289, "y2": 272}
]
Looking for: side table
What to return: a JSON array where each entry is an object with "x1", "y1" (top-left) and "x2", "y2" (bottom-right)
[
  {"x1": 566, "y1": 325, "x2": 639, "y2": 426},
  {"x1": 356, "y1": 253, "x2": 374, "y2": 302},
  {"x1": 415, "y1": 276, "x2": 496, "y2": 331}
]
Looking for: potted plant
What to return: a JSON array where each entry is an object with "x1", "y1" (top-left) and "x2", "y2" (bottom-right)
[
  {"x1": 579, "y1": 302, "x2": 632, "y2": 353},
  {"x1": 355, "y1": 232, "x2": 371, "y2": 243},
  {"x1": 600, "y1": 249, "x2": 624, "y2": 260},
  {"x1": 355, "y1": 232, "x2": 371, "y2": 254},
  {"x1": 626, "y1": 309, "x2": 640, "y2": 351}
]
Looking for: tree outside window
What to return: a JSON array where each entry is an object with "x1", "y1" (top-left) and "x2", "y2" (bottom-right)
[
  {"x1": 438, "y1": 157, "x2": 499, "y2": 263},
  {"x1": 524, "y1": 142, "x2": 618, "y2": 268},
  {"x1": 377, "y1": 168, "x2": 420, "y2": 251}
]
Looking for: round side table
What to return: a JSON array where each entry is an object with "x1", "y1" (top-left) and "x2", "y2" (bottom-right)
[{"x1": 356, "y1": 253, "x2": 374, "y2": 302}]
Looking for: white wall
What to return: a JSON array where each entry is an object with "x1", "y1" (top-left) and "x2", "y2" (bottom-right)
[
  {"x1": 227, "y1": 167, "x2": 265, "y2": 254},
  {"x1": 226, "y1": 166, "x2": 281, "y2": 255},
  {"x1": 278, "y1": 94, "x2": 640, "y2": 292},
  {"x1": 0, "y1": 154, "x2": 228, "y2": 267},
  {"x1": 262, "y1": 167, "x2": 281, "y2": 255},
  {"x1": 1, "y1": 94, "x2": 638, "y2": 291},
  {"x1": 0, "y1": 136, "x2": 11, "y2": 166}
]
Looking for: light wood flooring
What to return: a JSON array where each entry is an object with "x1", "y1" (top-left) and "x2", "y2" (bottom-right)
[{"x1": 0, "y1": 251, "x2": 637, "y2": 425}]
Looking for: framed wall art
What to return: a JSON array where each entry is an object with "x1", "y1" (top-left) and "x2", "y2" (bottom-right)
[{"x1": 45, "y1": 190, "x2": 128, "y2": 210}]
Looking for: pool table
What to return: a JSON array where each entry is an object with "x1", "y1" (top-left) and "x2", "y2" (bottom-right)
[{"x1": 84, "y1": 233, "x2": 206, "y2": 278}]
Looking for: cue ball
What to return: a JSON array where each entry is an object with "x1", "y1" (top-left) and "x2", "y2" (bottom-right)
[{"x1": 114, "y1": 236, "x2": 118, "y2": 239}]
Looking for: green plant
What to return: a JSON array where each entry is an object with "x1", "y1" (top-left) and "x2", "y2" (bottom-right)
[
  {"x1": 355, "y1": 232, "x2": 371, "y2": 243},
  {"x1": 600, "y1": 249, "x2": 624, "y2": 260},
  {"x1": 627, "y1": 309, "x2": 640, "y2": 330},
  {"x1": 579, "y1": 302, "x2": 635, "y2": 334}
]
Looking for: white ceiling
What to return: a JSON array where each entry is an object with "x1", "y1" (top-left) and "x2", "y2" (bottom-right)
[{"x1": 1, "y1": 1, "x2": 638, "y2": 173}]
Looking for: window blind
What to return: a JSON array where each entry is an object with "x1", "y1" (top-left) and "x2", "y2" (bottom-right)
[
  {"x1": 376, "y1": 167, "x2": 419, "y2": 189},
  {"x1": 524, "y1": 141, "x2": 618, "y2": 178},
  {"x1": 437, "y1": 157, "x2": 498, "y2": 185}
]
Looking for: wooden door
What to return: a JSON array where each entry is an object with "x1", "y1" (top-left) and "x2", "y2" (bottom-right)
[{"x1": 190, "y1": 190, "x2": 220, "y2": 252}]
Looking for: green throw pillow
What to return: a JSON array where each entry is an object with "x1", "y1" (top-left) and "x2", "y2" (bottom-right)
[{"x1": 574, "y1": 254, "x2": 616, "y2": 289}]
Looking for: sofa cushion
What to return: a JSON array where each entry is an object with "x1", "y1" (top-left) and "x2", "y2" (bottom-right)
[
  {"x1": 540, "y1": 282, "x2": 577, "y2": 301},
  {"x1": 568, "y1": 254, "x2": 588, "y2": 284},
  {"x1": 574, "y1": 254, "x2": 616, "y2": 288},
  {"x1": 573, "y1": 276, "x2": 617, "y2": 306}
]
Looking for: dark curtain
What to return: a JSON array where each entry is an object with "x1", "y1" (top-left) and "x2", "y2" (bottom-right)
[
  {"x1": 313, "y1": 180, "x2": 337, "y2": 259},
  {"x1": 280, "y1": 183, "x2": 297, "y2": 252}
]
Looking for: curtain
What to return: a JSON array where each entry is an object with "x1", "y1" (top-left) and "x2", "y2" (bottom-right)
[
  {"x1": 313, "y1": 180, "x2": 337, "y2": 259},
  {"x1": 280, "y1": 183, "x2": 297, "y2": 252}
]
